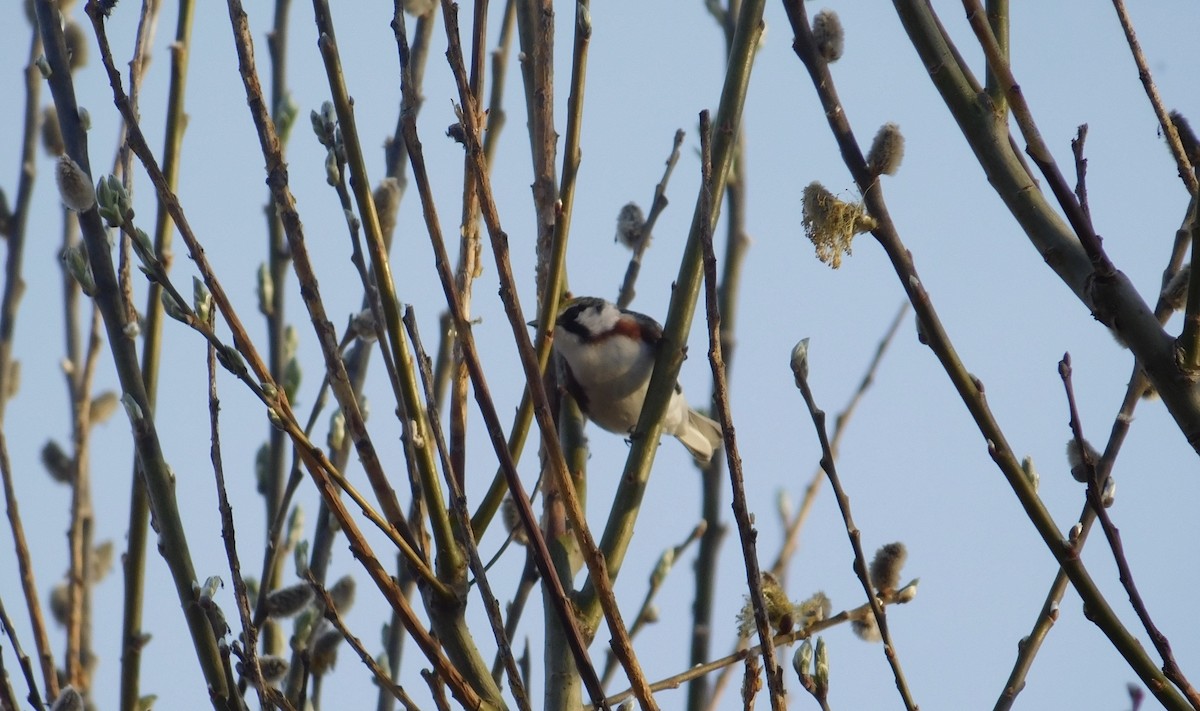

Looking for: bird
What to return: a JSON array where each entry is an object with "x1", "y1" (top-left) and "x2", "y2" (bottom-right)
[{"x1": 551, "y1": 296, "x2": 723, "y2": 463}]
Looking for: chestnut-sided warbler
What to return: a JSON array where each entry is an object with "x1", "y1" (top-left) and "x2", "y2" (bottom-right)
[{"x1": 552, "y1": 296, "x2": 723, "y2": 463}]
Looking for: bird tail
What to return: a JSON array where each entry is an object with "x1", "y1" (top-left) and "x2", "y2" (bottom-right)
[{"x1": 678, "y1": 409, "x2": 724, "y2": 464}]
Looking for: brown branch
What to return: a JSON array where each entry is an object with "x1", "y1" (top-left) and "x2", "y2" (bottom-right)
[
  {"x1": 206, "y1": 315, "x2": 272, "y2": 711},
  {"x1": 996, "y1": 131, "x2": 1199, "y2": 711},
  {"x1": 308, "y1": 2, "x2": 450, "y2": 573},
  {"x1": 791, "y1": 345, "x2": 918, "y2": 710},
  {"x1": 698, "y1": 111, "x2": 785, "y2": 710},
  {"x1": 1059, "y1": 355, "x2": 1200, "y2": 710},
  {"x1": 601, "y1": 522, "x2": 706, "y2": 686},
  {"x1": 616, "y1": 128, "x2": 685, "y2": 310},
  {"x1": 1109, "y1": 0, "x2": 1197, "y2": 195},
  {"x1": 896, "y1": 0, "x2": 1200, "y2": 450},
  {"x1": 772, "y1": 301, "x2": 907, "y2": 580},
  {"x1": 49, "y1": 3, "x2": 235, "y2": 703},
  {"x1": 0, "y1": 554, "x2": 46, "y2": 711},
  {"x1": 121, "y1": 0, "x2": 198, "y2": 695},
  {"x1": 0, "y1": 19, "x2": 42, "y2": 428},
  {"x1": 592, "y1": 588, "x2": 917, "y2": 710},
  {"x1": 0, "y1": 412, "x2": 57, "y2": 702},
  {"x1": 706, "y1": 300, "x2": 907, "y2": 706},
  {"x1": 960, "y1": 0, "x2": 1109, "y2": 274},
  {"x1": 306, "y1": 576, "x2": 423, "y2": 711}
]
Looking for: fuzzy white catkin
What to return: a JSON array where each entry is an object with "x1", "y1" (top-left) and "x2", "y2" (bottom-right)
[
  {"x1": 614, "y1": 202, "x2": 646, "y2": 249},
  {"x1": 867, "y1": 123, "x2": 905, "y2": 176},
  {"x1": 56, "y1": 155, "x2": 95, "y2": 212},
  {"x1": 812, "y1": 9, "x2": 844, "y2": 62},
  {"x1": 51, "y1": 687, "x2": 83, "y2": 711}
]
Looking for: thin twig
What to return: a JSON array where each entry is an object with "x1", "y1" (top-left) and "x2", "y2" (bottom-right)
[
  {"x1": 305, "y1": 576, "x2": 423, "y2": 711},
  {"x1": 960, "y1": 0, "x2": 1109, "y2": 274},
  {"x1": 403, "y1": 308, "x2": 531, "y2": 711},
  {"x1": 1071, "y1": 125, "x2": 1091, "y2": 225},
  {"x1": 1109, "y1": 0, "x2": 1197, "y2": 195},
  {"x1": 994, "y1": 199, "x2": 1195, "y2": 710},
  {"x1": 206, "y1": 314, "x2": 273, "y2": 711},
  {"x1": 1180, "y1": 195, "x2": 1200, "y2": 370},
  {"x1": 120, "y1": 0, "x2": 197, "y2": 702},
  {"x1": 0, "y1": 13, "x2": 43, "y2": 428},
  {"x1": 489, "y1": 551, "x2": 539, "y2": 683},
  {"x1": 772, "y1": 302, "x2": 907, "y2": 580},
  {"x1": 698, "y1": 111, "x2": 785, "y2": 710},
  {"x1": 591, "y1": 589, "x2": 917, "y2": 710},
  {"x1": 791, "y1": 347, "x2": 919, "y2": 710},
  {"x1": 601, "y1": 522, "x2": 706, "y2": 686},
  {"x1": 437, "y1": 4, "x2": 666, "y2": 707},
  {"x1": 691, "y1": 9, "x2": 753, "y2": 703},
  {"x1": 259, "y1": 0, "x2": 297, "y2": 659},
  {"x1": 708, "y1": 301, "x2": 907, "y2": 706},
  {"x1": 0, "y1": 566, "x2": 46, "y2": 711},
  {"x1": 0, "y1": 430, "x2": 55, "y2": 705},
  {"x1": 982, "y1": 0, "x2": 1008, "y2": 118},
  {"x1": 895, "y1": 0, "x2": 1200, "y2": 447},
  {"x1": 467, "y1": 0, "x2": 571, "y2": 538},
  {"x1": 307, "y1": 3, "x2": 438, "y2": 568},
  {"x1": 1059, "y1": 355, "x2": 1200, "y2": 709},
  {"x1": 616, "y1": 129, "x2": 685, "y2": 309}
]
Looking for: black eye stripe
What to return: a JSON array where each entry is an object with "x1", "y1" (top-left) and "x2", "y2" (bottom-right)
[{"x1": 557, "y1": 299, "x2": 606, "y2": 340}]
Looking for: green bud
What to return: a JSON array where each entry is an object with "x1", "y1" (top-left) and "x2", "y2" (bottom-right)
[
  {"x1": 132, "y1": 228, "x2": 155, "y2": 265},
  {"x1": 283, "y1": 357, "x2": 301, "y2": 404},
  {"x1": 256, "y1": 263, "x2": 273, "y2": 316},
  {"x1": 160, "y1": 290, "x2": 189, "y2": 324},
  {"x1": 293, "y1": 540, "x2": 309, "y2": 577},
  {"x1": 96, "y1": 174, "x2": 131, "y2": 227},
  {"x1": 327, "y1": 409, "x2": 346, "y2": 453},
  {"x1": 284, "y1": 325, "x2": 299, "y2": 362},
  {"x1": 814, "y1": 636, "x2": 829, "y2": 696},
  {"x1": 275, "y1": 93, "x2": 300, "y2": 145},
  {"x1": 790, "y1": 338, "x2": 810, "y2": 383},
  {"x1": 286, "y1": 506, "x2": 304, "y2": 552},
  {"x1": 62, "y1": 246, "x2": 95, "y2": 295},
  {"x1": 793, "y1": 639, "x2": 813, "y2": 685},
  {"x1": 201, "y1": 575, "x2": 223, "y2": 600},
  {"x1": 324, "y1": 148, "x2": 340, "y2": 186},
  {"x1": 649, "y1": 548, "x2": 675, "y2": 589},
  {"x1": 217, "y1": 345, "x2": 247, "y2": 378},
  {"x1": 121, "y1": 393, "x2": 144, "y2": 422},
  {"x1": 193, "y1": 277, "x2": 212, "y2": 324}
]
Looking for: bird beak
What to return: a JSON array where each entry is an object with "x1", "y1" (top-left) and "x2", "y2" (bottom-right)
[{"x1": 527, "y1": 319, "x2": 538, "y2": 328}]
